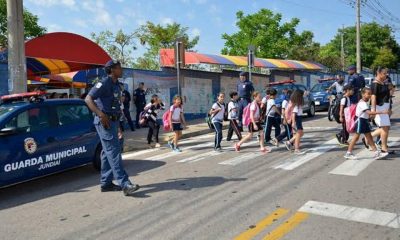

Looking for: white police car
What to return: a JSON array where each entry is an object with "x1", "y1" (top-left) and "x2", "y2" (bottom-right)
[{"x1": 0, "y1": 92, "x2": 101, "y2": 188}]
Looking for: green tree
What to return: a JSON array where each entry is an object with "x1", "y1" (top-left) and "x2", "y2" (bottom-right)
[
  {"x1": 371, "y1": 47, "x2": 398, "y2": 70},
  {"x1": 91, "y1": 30, "x2": 137, "y2": 67},
  {"x1": 221, "y1": 9, "x2": 320, "y2": 60},
  {"x1": 321, "y1": 22, "x2": 400, "y2": 70},
  {"x1": 0, "y1": 0, "x2": 46, "y2": 48},
  {"x1": 136, "y1": 21, "x2": 199, "y2": 70}
]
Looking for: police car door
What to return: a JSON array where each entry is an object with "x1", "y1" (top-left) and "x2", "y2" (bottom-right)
[
  {"x1": 53, "y1": 102, "x2": 97, "y2": 169},
  {"x1": 0, "y1": 105, "x2": 54, "y2": 187}
]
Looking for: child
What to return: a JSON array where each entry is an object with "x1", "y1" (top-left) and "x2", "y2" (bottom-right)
[
  {"x1": 262, "y1": 88, "x2": 281, "y2": 144},
  {"x1": 273, "y1": 89, "x2": 293, "y2": 146},
  {"x1": 210, "y1": 93, "x2": 226, "y2": 151},
  {"x1": 145, "y1": 94, "x2": 165, "y2": 148},
  {"x1": 234, "y1": 91, "x2": 271, "y2": 153},
  {"x1": 345, "y1": 87, "x2": 389, "y2": 160},
  {"x1": 226, "y1": 91, "x2": 242, "y2": 141},
  {"x1": 168, "y1": 95, "x2": 186, "y2": 152},
  {"x1": 336, "y1": 85, "x2": 354, "y2": 145},
  {"x1": 284, "y1": 90, "x2": 305, "y2": 155}
]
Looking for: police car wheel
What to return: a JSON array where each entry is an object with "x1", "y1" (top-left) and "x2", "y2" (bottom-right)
[
  {"x1": 93, "y1": 145, "x2": 102, "y2": 171},
  {"x1": 307, "y1": 103, "x2": 315, "y2": 117}
]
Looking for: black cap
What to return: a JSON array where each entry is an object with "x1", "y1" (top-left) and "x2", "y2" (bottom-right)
[
  {"x1": 347, "y1": 65, "x2": 356, "y2": 71},
  {"x1": 105, "y1": 59, "x2": 121, "y2": 68},
  {"x1": 239, "y1": 71, "x2": 247, "y2": 76}
]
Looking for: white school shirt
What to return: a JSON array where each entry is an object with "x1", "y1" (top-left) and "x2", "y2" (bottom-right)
[
  {"x1": 293, "y1": 105, "x2": 303, "y2": 116},
  {"x1": 170, "y1": 105, "x2": 183, "y2": 123},
  {"x1": 250, "y1": 101, "x2": 260, "y2": 121},
  {"x1": 340, "y1": 96, "x2": 351, "y2": 107},
  {"x1": 211, "y1": 102, "x2": 225, "y2": 122},
  {"x1": 356, "y1": 100, "x2": 370, "y2": 119},
  {"x1": 265, "y1": 98, "x2": 276, "y2": 117},
  {"x1": 228, "y1": 101, "x2": 238, "y2": 120},
  {"x1": 281, "y1": 100, "x2": 288, "y2": 119}
]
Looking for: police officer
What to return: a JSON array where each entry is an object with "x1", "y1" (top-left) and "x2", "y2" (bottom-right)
[
  {"x1": 236, "y1": 72, "x2": 254, "y2": 130},
  {"x1": 133, "y1": 82, "x2": 147, "y2": 129},
  {"x1": 347, "y1": 65, "x2": 365, "y2": 103},
  {"x1": 85, "y1": 60, "x2": 140, "y2": 196}
]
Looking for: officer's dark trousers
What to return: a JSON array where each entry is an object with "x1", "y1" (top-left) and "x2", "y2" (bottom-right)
[
  {"x1": 237, "y1": 98, "x2": 250, "y2": 129},
  {"x1": 212, "y1": 121, "x2": 223, "y2": 149},
  {"x1": 264, "y1": 116, "x2": 281, "y2": 142},
  {"x1": 135, "y1": 105, "x2": 145, "y2": 127},
  {"x1": 95, "y1": 117, "x2": 131, "y2": 188},
  {"x1": 123, "y1": 108, "x2": 135, "y2": 131},
  {"x1": 227, "y1": 119, "x2": 242, "y2": 141},
  {"x1": 147, "y1": 120, "x2": 160, "y2": 144}
]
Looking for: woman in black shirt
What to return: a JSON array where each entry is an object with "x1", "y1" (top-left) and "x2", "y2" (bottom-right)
[
  {"x1": 370, "y1": 67, "x2": 391, "y2": 154},
  {"x1": 145, "y1": 94, "x2": 165, "y2": 148}
]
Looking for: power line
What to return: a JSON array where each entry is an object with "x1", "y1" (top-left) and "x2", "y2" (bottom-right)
[{"x1": 279, "y1": 0, "x2": 354, "y2": 17}]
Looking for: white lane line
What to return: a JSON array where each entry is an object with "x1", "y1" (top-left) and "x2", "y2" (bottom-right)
[
  {"x1": 299, "y1": 201, "x2": 400, "y2": 229},
  {"x1": 177, "y1": 151, "x2": 221, "y2": 163},
  {"x1": 144, "y1": 142, "x2": 214, "y2": 160},
  {"x1": 329, "y1": 137, "x2": 400, "y2": 176},
  {"x1": 273, "y1": 138, "x2": 338, "y2": 170},
  {"x1": 219, "y1": 152, "x2": 265, "y2": 166},
  {"x1": 122, "y1": 148, "x2": 159, "y2": 159},
  {"x1": 303, "y1": 127, "x2": 338, "y2": 130}
]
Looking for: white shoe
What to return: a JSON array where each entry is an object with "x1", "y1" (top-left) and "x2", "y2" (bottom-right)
[
  {"x1": 344, "y1": 152, "x2": 357, "y2": 160},
  {"x1": 294, "y1": 150, "x2": 306, "y2": 155},
  {"x1": 155, "y1": 143, "x2": 161, "y2": 148},
  {"x1": 374, "y1": 151, "x2": 388, "y2": 160}
]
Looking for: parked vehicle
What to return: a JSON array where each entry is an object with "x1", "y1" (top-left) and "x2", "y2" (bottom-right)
[
  {"x1": 310, "y1": 81, "x2": 335, "y2": 111},
  {"x1": 267, "y1": 80, "x2": 316, "y2": 117},
  {"x1": 0, "y1": 92, "x2": 101, "y2": 188}
]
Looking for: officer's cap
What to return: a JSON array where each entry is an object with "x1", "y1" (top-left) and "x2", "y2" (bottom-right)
[
  {"x1": 347, "y1": 65, "x2": 356, "y2": 71},
  {"x1": 239, "y1": 71, "x2": 247, "y2": 76},
  {"x1": 105, "y1": 59, "x2": 121, "y2": 68}
]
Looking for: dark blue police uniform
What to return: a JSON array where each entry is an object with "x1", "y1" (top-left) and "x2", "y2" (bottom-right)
[
  {"x1": 237, "y1": 79, "x2": 254, "y2": 128},
  {"x1": 348, "y1": 73, "x2": 365, "y2": 104},
  {"x1": 88, "y1": 77, "x2": 132, "y2": 189},
  {"x1": 134, "y1": 88, "x2": 147, "y2": 127}
]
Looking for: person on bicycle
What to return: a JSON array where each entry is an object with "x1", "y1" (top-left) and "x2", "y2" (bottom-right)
[{"x1": 326, "y1": 75, "x2": 345, "y2": 96}]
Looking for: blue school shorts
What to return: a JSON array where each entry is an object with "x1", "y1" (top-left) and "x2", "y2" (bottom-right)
[
  {"x1": 356, "y1": 118, "x2": 371, "y2": 134},
  {"x1": 172, "y1": 123, "x2": 183, "y2": 131}
]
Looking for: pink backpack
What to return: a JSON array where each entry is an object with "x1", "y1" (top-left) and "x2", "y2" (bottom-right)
[
  {"x1": 285, "y1": 101, "x2": 295, "y2": 124},
  {"x1": 162, "y1": 110, "x2": 171, "y2": 131},
  {"x1": 344, "y1": 104, "x2": 358, "y2": 133},
  {"x1": 242, "y1": 102, "x2": 259, "y2": 126}
]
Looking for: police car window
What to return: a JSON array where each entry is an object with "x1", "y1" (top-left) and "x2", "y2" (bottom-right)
[
  {"x1": 57, "y1": 105, "x2": 91, "y2": 126},
  {"x1": 5, "y1": 108, "x2": 50, "y2": 133}
]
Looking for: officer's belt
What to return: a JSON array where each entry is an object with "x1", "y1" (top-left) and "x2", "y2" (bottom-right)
[{"x1": 101, "y1": 112, "x2": 121, "y2": 121}]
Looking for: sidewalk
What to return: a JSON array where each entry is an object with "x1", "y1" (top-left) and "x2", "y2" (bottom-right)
[{"x1": 122, "y1": 118, "x2": 228, "y2": 152}]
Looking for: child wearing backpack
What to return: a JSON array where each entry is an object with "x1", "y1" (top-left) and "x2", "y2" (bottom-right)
[
  {"x1": 227, "y1": 91, "x2": 242, "y2": 141},
  {"x1": 234, "y1": 91, "x2": 271, "y2": 153},
  {"x1": 344, "y1": 87, "x2": 389, "y2": 160},
  {"x1": 209, "y1": 93, "x2": 226, "y2": 151},
  {"x1": 168, "y1": 95, "x2": 186, "y2": 152},
  {"x1": 262, "y1": 88, "x2": 281, "y2": 144},
  {"x1": 273, "y1": 89, "x2": 293, "y2": 146},
  {"x1": 335, "y1": 85, "x2": 353, "y2": 145},
  {"x1": 284, "y1": 90, "x2": 305, "y2": 155}
]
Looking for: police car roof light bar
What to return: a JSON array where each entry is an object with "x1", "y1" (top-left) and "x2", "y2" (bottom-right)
[{"x1": 267, "y1": 80, "x2": 296, "y2": 86}]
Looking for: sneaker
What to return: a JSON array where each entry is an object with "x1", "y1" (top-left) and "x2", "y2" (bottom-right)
[
  {"x1": 168, "y1": 140, "x2": 174, "y2": 150},
  {"x1": 123, "y1": 184, "x2": 140, "y2": 196},
  {"x1": 344, "y1": 152, "x2": 357, "y2": 160},
  {"x1": 173, "y1": 147, "x2": 182, "y2": 153},
  {"x1": 294, "y1": 150, "x2": 306, "y2": 155},
  {"x1": 271, "y1": 138, "x2": 279, "y2": 147},
  {"x1": 375, "y1": 151, "x2": 389, "y2": 160},
  {"x1": 234, "y1": 143, "x2": 240, "y2": 152},
  {"x1": 284, "y1": 141, "x2": 292, "y2": 151},
  {"x1": 361, "y1": 137, "x2": 369, "y2": 150},
  {"x1": 101, "y1": 183, "x2": 122, "y2": 192},
  {"x1": 215, "y1": 147, "x2": 223, "y2": 152},
  {"x1": 155, "y1": 143, "x2": 161, "y2": 148}
]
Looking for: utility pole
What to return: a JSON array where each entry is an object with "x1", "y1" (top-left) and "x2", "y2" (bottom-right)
[
  {"x1": 356, "y1": 0, "x2": 361, "y2": 73},
  {"x1": 341, "y1": 24, "x2": 345, "y2": 72},
  {"x1": 248, "y1": 45, "x2": 255, "y2": 82},
  {"x1": 7, "y1": 0, "x2": 27, "y2": 94}
]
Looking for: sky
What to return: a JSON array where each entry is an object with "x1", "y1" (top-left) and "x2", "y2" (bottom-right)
[{"x1": 24, "y1": 0, "x2": 400, "y2": 58}]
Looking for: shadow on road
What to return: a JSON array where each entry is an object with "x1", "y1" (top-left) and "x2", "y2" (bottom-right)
[
  {"x1": 132, "y1": 177, "x2": 246, "y2": 198},
  {"x1": 0, "y1": 160, "x2": 165, "y2": 210}
]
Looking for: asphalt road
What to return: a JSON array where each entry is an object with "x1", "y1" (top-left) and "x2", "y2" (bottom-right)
[{"x1": 1, "y1": 102, "x2": 400, "y2": 240}]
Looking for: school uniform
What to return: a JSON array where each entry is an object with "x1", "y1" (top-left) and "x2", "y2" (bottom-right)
[
  {"x1": 145, "y1": 103, "x2": 165, "y2": 144},
  {"x1": 337, "y1": 96, "x2": 350, "y2": 144},
  {"x1": 371, "y1": 82, "x2": 391, "y2": 127},
  {"x1": 356, "y1": 100, "x2": 371, "y2": 134},
  {"x1": 293, "y1": 105, "x2": 303, "y2": 130},
  {"x1": 227, "y1": 100, "x2": 242, "y2": 141},
  {"x1": 276, "y1": 99, "x2": 292, "y2": 142},
  {"x1": 262, "y1": 98, "x2": 281, "y2": 142},
  {"x1": 170, "y1": 105, "x2": 183, "y2": 131},
  {"x1": 211, "y1": 102, "x2": 225, "y2": 149},
  {"x1": 248, "y1": 101, "x2": 262, "y2": 133}
]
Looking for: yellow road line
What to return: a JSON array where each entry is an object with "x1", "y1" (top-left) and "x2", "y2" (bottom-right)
[
  {"x1": 233, "y1": 208, "x2": 289, "y2": 240},
  {"x1": 262, "y1": 212, "x2": 309, "y2": 240}
]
